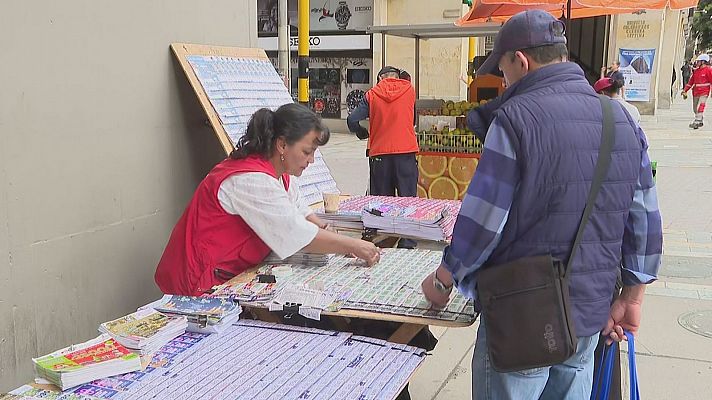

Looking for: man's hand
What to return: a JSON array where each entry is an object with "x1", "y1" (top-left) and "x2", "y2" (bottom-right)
[
  {"x1": 603, "y1": 285, "x2": 646, "y2": 345},
  {"x1": 421, "y1": 266, "x2": 453, "y2": 308}
]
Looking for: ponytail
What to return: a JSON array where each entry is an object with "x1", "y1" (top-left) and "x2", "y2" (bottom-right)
[
  {"x1": 230, "y1": 103, "x2": 329, "y2": 160},
  {"x1": 230, "y1": 108, "x2": 276, "y2": 159}
]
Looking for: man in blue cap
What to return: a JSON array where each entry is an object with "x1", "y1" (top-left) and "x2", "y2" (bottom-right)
[{"x1": 421, "y1": 10, "x2": 662, "y2": 399}]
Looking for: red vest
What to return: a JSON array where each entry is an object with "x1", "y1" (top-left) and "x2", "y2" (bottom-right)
[{"x1": 155, "y1": 156, "x2": 289, "y2": 296}]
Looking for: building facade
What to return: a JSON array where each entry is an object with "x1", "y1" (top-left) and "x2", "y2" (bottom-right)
[{"x1": 258, "y1": 0, "x2": 470, "y2": 120}]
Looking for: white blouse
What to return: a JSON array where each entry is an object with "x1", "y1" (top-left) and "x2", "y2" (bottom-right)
[{"x1": 217, "y1": 173, "x2": 318, "y2": 260}]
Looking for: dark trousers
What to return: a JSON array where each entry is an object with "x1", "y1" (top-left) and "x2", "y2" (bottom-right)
[
  {"x1": 369, "y1": 153, "x2": 418, "y2": 197},
  {"x1": 369, "y1": 153, "x2": 419, "y2": 248}
]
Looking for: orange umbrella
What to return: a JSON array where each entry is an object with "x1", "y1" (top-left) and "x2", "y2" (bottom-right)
[
  {"x1": 577, "y1": 0, "x2": 699, "y2": 8},
  {"x1": 481, "y1": 0, "x2": 697, "y2": 7},
  {"x1": 458, "y1": 0, "x2": 639, "y2": 24},
  {"x1": 458, "y1": 0, "x2": 699, "y2": 25}
]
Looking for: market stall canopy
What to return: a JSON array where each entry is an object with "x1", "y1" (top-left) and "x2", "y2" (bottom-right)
[
  {"x1": 457, "y1": 0, "x2": 699, "y2": 24},
  {"x1": 478, "y1": 0, "x2": 697, "y2": 7},
  {"x1": 577, "y1": 0, "x2": 698, "y2": 8}
]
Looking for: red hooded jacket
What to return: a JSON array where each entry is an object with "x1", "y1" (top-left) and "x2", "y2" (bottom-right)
[
  {"x1": 154, "y1": 156, "x2": 289, "y2": 296},
  {"x1": 684, "y1": 65, "x2": 712, "y2": 97},
  {"x1": 365, "y1": 78, "x2": 419, "y2": 157}
]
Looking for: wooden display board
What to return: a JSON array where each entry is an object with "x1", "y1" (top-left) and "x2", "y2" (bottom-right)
[
  {"x1": 170, "y1": 42, "x2": 339, "y2": 205},
  {"x1": 171, "y1": 43, "x2": 270, "y2": 155}
]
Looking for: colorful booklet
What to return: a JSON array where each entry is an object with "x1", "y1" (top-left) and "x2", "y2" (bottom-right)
[
  {"x1": 33, "y1": 334, "x2": 141, "y2": 390},
  {"x1": 99, "y1": 309, "x2": 187, "y2": 353},
  {"x1": 154, "y1": 295, "x2": 237, "y2": 319},
  {"x1": 140, "y1": 295, "x2": 242, "y2": 335}
]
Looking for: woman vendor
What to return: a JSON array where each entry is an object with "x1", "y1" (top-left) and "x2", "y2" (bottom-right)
[{"x1": 155, "y1": 103, "x2": 380, "y2": 296}]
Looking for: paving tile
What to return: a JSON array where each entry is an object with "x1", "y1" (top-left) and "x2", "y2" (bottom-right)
[{"x1": 646, "y1": 286, "x2": 700, "y2": 299}]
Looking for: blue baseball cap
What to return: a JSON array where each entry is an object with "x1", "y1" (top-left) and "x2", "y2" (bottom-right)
[{"x1": 477, "y1": 10, "x2": 567, "y2": 76}]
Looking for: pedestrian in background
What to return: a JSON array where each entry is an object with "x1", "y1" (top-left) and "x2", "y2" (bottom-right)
[
  {"x1": 595, "y1": 77, "x2": 641, "y2": 124},
  {"x1": 682, "y1": 54, "x2": 712, "y2": 129},
  {"x1": 601, "y1": 60, "x2": 626, "y2": 97},
  {"x1": 347, "y1": 66, "x2": 419, "y2": 249}
]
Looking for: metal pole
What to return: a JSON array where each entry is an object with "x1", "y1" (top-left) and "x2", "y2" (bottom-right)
[
  {"x1": 415, "y1": 37, "x2": 420, "y2": 99},
  {"x1": 277, "y1": 0, "x2": 290, "y2": 89},
  {"x1": 381, "y1": 33, "x2": 386, "y2": 70},
  {"x1": 565, "y1": 0, "x2": 572, "y2": 52},
  {"x1": 468, "y1": 37, "x2": 476, "y2": 81},
  {"x1": 298, "y1": 0, "x2": 310, "y2": 106}
]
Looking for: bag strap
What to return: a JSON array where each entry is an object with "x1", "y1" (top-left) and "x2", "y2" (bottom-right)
[{"x1": 565, "y1": 95, "x2": 616, "y2": 277}]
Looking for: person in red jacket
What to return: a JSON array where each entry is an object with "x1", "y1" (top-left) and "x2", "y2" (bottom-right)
[
  {"x1": 347, "y1": 66, "x2": 419, "y2": 248},
  {"x1": 155, "y1": 103, "x2": 380, "y2": 296},
  {"x1": 682, "y1": 54, "x2": 712, "y2": 129}
]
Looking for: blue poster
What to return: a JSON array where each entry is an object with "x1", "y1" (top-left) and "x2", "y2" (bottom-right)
[{"x1": 619, "y1": 48, "x2": 656, "y2": 102}]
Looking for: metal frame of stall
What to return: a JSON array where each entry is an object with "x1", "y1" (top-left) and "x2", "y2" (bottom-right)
[{"x1": 366, "y1": 22, "x2": 502, "y2": 99}]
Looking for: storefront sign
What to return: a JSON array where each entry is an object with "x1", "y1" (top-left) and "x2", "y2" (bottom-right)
[
  {"x1": 257, "y1": 0, "x2": 373, "y2": 34},
  {"x1": 619, "y1": 48, "x2": 656, "y2": 102},
  {"x1": 257, "y1": 35, "x2": 371, "y2": 51}
]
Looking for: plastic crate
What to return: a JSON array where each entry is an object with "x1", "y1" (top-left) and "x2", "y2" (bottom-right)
[{"x1": 417, "y1": 132, "x2": 483, "y2": 154}]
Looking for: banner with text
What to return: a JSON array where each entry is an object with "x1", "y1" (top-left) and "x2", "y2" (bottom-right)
[{"x1": 619, "y1": 48, "x2": 656, "y2": 102}]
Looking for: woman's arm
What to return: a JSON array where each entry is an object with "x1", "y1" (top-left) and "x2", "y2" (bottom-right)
[
  {"x1": 306, "y1": 213, "x2": 329, "y2": 229},
  {"x1": 219, "y1": 173, "x2": 379, "y2": 265}
]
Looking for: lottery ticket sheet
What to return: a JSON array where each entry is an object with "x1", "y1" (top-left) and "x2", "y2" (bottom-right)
[
  {"x1": 11, "y1": 320, "x2": 425, "y2": 400},
  {"x1": 256, "y1": 248, "x2": 476, "y2": 323},
  {"x1": 185, "y1": 55, "x2": 339, "y2": 205}
]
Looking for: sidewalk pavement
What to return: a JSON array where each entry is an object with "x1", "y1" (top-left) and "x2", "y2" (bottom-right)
[{"x1": 318, "y1": 96, "x2": 712, "y2": 399}]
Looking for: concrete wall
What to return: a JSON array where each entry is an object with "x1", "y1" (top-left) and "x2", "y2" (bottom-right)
[
  {"x1": 0, "y1": 0, "x2": 255, "y2": 391},
  {"x1": 384, "y1": 0, "x2": 468, "y2": 101},
  {"x1": 657, "y1": 9, "x2": 684, "y2": 109}
]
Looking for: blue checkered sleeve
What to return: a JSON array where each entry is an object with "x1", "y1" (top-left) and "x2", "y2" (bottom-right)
[
  {"x1": 621, "y1": 125, "x2": 663, "y2": 286},
  {"x1": 442, "y1": 117, "x2": 519, "y2": 300}
]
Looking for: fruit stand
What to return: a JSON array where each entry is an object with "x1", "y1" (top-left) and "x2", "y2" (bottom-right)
[
  {"x1": 367, "y1": 22, "x2": 504, "y2": 200},
  {"x1": 416, "y1": 99, "x2": 487, "y2": 201}
]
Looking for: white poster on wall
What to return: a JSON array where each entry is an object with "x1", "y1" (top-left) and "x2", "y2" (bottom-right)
[{"x1": 619, "y1": 48, "x2": 656, "y2": 102}]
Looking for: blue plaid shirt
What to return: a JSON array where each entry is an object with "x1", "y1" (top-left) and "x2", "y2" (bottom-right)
[{"x1": 442, "y1": 117, "x2": 663, "y2": 300}]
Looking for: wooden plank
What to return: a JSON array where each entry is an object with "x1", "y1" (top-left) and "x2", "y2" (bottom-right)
[
  {"x1": 169, "y1": 42, "x2": 270, "y2": 156},
  {"x1": 387, "y1": 323, "x2": 426, "y2": 345},
  {"x1": 249, "y1": 307, "x2": 282, "y2": 324}
]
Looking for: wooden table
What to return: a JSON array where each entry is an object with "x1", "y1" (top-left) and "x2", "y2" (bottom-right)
[{"x1": 225, "y1": 267, "x2": 474, "y2": 345}]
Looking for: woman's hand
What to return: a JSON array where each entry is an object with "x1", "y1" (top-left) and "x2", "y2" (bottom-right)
[{"x1": 350, "y1": 239, "x2": 381, "y2": 267}]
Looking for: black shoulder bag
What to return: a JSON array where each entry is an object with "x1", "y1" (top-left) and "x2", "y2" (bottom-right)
[{"x1": 476, "y1": 95, "x2": 616, "y2": 372}]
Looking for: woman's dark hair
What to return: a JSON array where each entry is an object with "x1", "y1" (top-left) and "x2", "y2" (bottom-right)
[
  {"x1": 602, "y1": 78, "x2": 624, "y2": 96},
  {"x1": 230, "y1": 103, "x2": 329, "y2": 159}
]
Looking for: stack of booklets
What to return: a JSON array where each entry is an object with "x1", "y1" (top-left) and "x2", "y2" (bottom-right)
[
  {"x1": 361, "y1": 198, "x2": 455, "y2": 241},
  {"x1": 316, "y1": 196, "x2": 461, "y2": 240},
  {"x1": 314, "y1": 210, "x2": 364, "y2": 230},
  {"x1": 98, "y1": 309, "x2": 187, "y2": 355},
  {"x1": 209, "y1": 281, "x2": 277, "y2": 303},
  {"x1": 140, "y1": 295, "x2": 242, "y2": 334},
  {"x1": 262, "y1": 251, "x2": 331, "y2": 267},
  {"x1": 32, "y1": 334, "x2": 141, "y2": 390}
]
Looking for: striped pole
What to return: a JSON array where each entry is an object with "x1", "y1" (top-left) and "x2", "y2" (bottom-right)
[{"x1": 298, "y1": 0, "x2": 309, "y2": 106}]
